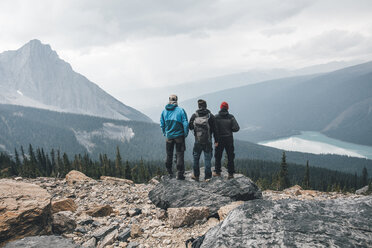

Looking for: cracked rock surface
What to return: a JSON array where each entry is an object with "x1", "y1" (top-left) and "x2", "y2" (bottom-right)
[
  {"x1": 200, "y1": 196, "x2": 372, "y2": 248},
  {"x1": 149, "y1": 171, "x2": 262, "y2": 216}
]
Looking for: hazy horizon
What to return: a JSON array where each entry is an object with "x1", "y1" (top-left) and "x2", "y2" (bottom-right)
[{"x1": 1, "y1": 0, "x2": 372, "y2": 107}]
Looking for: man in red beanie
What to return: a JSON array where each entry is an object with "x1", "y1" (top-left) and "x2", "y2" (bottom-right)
[{"x1": 213, "y1": 101, "x2": 240, "y2": 179}]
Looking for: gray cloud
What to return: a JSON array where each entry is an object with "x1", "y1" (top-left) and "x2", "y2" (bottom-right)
[
  {"x1": 0, "y1": 0, "x2": 314, "y2": 48},
  {"x1": 273, "y1": 30, "x2": 372, "y2": 59},
  {"x1": 261, "y1": 27, "x2": 297, "y2": 37},
  {"x1": 0, "y1": 0, "x2": 371, "y2": 98}
]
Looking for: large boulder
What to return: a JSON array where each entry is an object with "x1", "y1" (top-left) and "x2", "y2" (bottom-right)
[
  {"x1": 148, "y1": 172, "x2": 262, "y2": 216},
  {"x1": 4, "y1": 235, "x2": 78, "y2": 248},
  {"x1": 200, "y1": 196, "x2": 372, "y2": 247},
  {"x1": 65, "y1": 170, "x2": 94, "y2": 185},
  {"x1": 0, "y1": 179, "x2": 52, "y2": 245}
]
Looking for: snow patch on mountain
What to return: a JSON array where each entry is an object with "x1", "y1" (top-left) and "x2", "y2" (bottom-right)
[
  {"x1": 13, "y1": 112, "x2": 24, "y2": 117},
  {"x1": 73, "y1": 123, "x2": 135, "y2": 153},
  {"x1": 0, "y1": 144, "x2": 6, "y2": 151}
]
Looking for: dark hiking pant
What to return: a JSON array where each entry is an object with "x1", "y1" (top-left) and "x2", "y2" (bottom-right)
[
  {"x1": 214, "y1": 136, "x2": 235, "y2": 175},
  {"x1": 193, "y1": 142, "x2": 213, "y2": 179},
  {"x1": 165, "y1": 136, "x2": 185, "y2": 178}
]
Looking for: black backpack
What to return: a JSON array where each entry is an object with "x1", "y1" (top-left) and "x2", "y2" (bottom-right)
[{"x1": 193, "y1": 112, "x2": 211, "y2": 144}]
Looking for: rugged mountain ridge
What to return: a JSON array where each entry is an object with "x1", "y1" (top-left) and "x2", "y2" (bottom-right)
[
  {"x1": 0, "y1": 39, "x2": 151, "y2": 122},
  {"x1": 182, "y1": 61, "x2": 372, "y2": 146}
]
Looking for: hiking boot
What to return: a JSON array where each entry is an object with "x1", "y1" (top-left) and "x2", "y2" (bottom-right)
[
  {"x1": 177, "y1": 175, "x2": 185, "y2": 180},
  {"x1": 191, "y1": 174, "x2": 199, "y2": 181},
  {"x1": 204, "y1": 178, "x2": 211, "y2": 182},
  {"x1": 227, "y1": 173, "x2": 234, "y2": 179},
  {"x1": 212, "y1": 172, "x2": 221, "y2": 177}
]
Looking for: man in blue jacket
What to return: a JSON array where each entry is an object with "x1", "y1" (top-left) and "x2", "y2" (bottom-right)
[{"x1": 160, "y1": 94, "x2": 189, "y2": 180}]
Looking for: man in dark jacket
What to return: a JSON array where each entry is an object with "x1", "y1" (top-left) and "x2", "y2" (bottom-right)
[
  {"x1": 214, "y1": 101, "x2": 240, "y2": 179},
  {"x1": 189, "y1": 99, "x2": 217, "y2": 181},
  {"x1": 160, "y1": 94, "x2": 189, "y2": 180}
]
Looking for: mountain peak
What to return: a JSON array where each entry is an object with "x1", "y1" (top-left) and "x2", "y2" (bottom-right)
[{"x1": 19, "y1": 39, "x2": 57, "y2": 59}]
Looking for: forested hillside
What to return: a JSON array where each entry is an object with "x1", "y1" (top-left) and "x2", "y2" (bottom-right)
[
  {"x1": 1, "y1": 104, "x2": 371, "y2": 175},
  {"x1": 0, "y1": 148, "x2": 370, "y2": 193}
]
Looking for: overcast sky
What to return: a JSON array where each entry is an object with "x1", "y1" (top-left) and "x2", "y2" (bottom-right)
[{"x1": 1, "y1": 0, "x2": 372, "y2": 96}]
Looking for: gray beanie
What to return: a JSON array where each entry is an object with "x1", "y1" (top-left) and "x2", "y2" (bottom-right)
[{"x1": 169, "y1": 94, "x2": 178, "y2": 105}]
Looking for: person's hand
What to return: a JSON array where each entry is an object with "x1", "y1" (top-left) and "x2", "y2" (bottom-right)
[{"x1": 215, "y1": 142, "x2": 218, "y2": 147}]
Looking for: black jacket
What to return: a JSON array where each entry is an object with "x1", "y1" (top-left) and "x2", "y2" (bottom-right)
[
  {"x1": 189, "y1": 108, "x2": 218, "y2": 142},
  {"x1": 214, "y1": 109, "x2": 240, "y2": 141}
]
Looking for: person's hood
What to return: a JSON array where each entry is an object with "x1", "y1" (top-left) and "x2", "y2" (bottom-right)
[
  {"x1": 165, "y1": 104, "x2": 177, "y2": 111},
  {"x1": 196, "y1": 108, "x2": 210, "y2": 116},
  {"x1": 218, "y1": 108, "x2": 229, "y2": 116}
]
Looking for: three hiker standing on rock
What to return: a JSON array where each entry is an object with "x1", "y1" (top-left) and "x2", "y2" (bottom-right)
[{"x1": 160, "y1": 94, "x2": 240, "y2": 181}]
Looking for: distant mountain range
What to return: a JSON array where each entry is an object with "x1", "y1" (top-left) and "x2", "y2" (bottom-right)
[
  {"x1": 0, "y1": 104, "x2": 371, "y2": 175},
  {"x1": 0, "y1": 39, "x2": 151, "y2": 122},
  {"x1": 182, "y1": 61, "x2": 372, "y2": 146},
  {"x1": 125, "y1": 60, "x2": 361, "y2": 121}
]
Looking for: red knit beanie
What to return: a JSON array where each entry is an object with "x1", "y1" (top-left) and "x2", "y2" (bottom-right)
[{"x1": 220, "y1": 101, "x2": 229, "y2": 110}]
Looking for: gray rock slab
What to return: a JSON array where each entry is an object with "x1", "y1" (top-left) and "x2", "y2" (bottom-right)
[
  {"x1": 92, "y1": 224, "x2": 118, "y2": 240},
  {"x1": 4, "y1": 235, "x2": 78, "y2": 248},
  {"x1": 117, "y1": 228, "x2": 131, "y2": 242},
  {"x1": 81, "y1": 237, "x2": 96, "y2": 248},
  {"x1": 200, "y1": 196, "x2": 372, "y2": 247},
  {"x1": 356, "y1": 185, "x2": 369, "y2": 195},
  {"x1": 149, "y1": 171, "x2": 262, "y2": 216}
]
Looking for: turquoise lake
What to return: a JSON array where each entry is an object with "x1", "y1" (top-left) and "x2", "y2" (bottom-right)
[{"x1": 259, "y1": 131, "x2": 372, "y2": 160}]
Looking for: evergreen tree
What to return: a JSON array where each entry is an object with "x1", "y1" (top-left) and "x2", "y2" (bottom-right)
[
  {"x1": 278, "y1": 152, "x2": 290, "y2": 190},
  {"x1": 124, "y1": 160, "x2": 132, "y2": 180},
  {"x1": 362, "y1": 167, "x2": 368, "y2": 186},
  {"x1": 303, "y1": 160, "x2": 310, "y2": 189},
  {"x1": 28, "y1": 144, "x2": 38, "y2": 178},
  {"x1": 13, "y1": 148, "x2": 21, "y2": 175},
  {"x1": 63, "y1": 153, "x2": 71, "y2": 175},
  {"x1": 57, "y1": 150, "x2": 63, "y2": 177},
  {"x1": 115, "y1": 146, "x2": 122, "y2": 177},
  {"x1": 131, "y1": 164, "x2": 139, "y2": 183}
]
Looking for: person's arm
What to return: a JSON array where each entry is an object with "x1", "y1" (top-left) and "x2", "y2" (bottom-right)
[
  {"x1": 189, "y1": 113, "x2": 196, "y2": 130},
  {"x1": 209, "y1": 114, "x2": 218, "y2": 142},
  {"x1": 182, "y1": 109, "x2": 189, "y2": 137},
  {"x1": 231, "y1": 115, "x2": 240, "y2": 132},
  {"x1": 160, "y1": 111, "x2": 166, "y2": 136}
]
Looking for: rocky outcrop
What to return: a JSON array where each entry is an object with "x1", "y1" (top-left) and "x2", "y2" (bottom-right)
[
  {"x1": 86, "y1": 205, "x2": 114, "y2": 217},
  {"x1": 168, "y1": 207, "x2": 209, "y2": 228},
  {"x1": 199, "y1": 196, "x2": 372, "y2": 247},
  {"x1": 65, "y1": 170, "x2": 94, "y2": 185},
  {"x1": 52, "y1": 198, "x2": 77, "y2": 213},
  {"x1": 356, "y1": 185, "x2": 369, "y2": 195},
  {"x1": 149, "y1": 172, "x2": 262, "y2": 216},
  {"x1": 0, "y1": 179, "x2": 52, "y2": 245},
  {"x1": 52, "y1": 211, "x2": 77, "y2": 234},
  {"x1": 4, "y1": 235, "x2": 78, "y2": 248},
  {"x1": 264, "y1": 185, "x2": 363, "y2": 201}
]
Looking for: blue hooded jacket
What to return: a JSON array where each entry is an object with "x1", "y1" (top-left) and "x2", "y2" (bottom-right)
[{"x1": 160, "y1": 104, "x2": 189, "y2": 139}]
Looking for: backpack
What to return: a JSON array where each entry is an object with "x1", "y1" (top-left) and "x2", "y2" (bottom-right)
[{"x1": 193, "y1": 112, "x2": 211, "y2": 144}]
